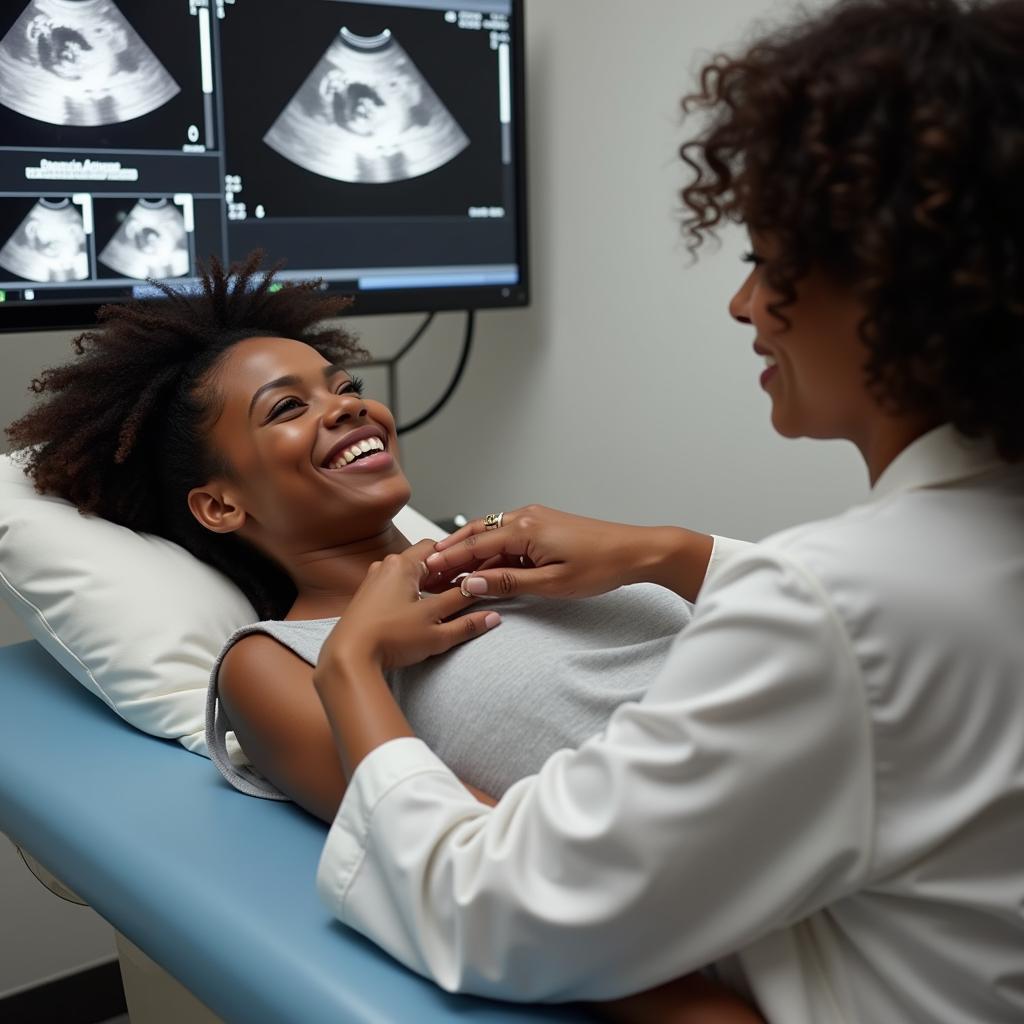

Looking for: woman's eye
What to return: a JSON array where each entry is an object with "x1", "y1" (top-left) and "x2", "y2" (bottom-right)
[
  {"x1": 268, "y1": 397, "x2": 303, "y2": 419},
  {"x1": 338, "y1": 376, "x2": 365, "y2": 396},
  {"x1": 741, "y1": 251, "x2": 765, "y2": 266}
]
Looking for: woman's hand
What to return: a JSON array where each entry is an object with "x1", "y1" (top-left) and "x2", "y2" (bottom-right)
[
  {"x1": 312, "y1": 541, "x2": 500, "y2": 783},
  {"x1": 321, "y1": 539, "x2": 502, "y2": 673},
  {"x1": 424, "y1": 505, "x2": 715, "y2": 603}
]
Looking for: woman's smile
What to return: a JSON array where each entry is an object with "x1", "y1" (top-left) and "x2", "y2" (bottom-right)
[
  {"x1": 754, "y1": 344, "x2": 779, "y2": 390},
  {"x1": 318, "y1": 448, "x2": 396, "y2": 477},
  {"x1": 317, "y1": 423, "x2": 397, "y2": 479}
]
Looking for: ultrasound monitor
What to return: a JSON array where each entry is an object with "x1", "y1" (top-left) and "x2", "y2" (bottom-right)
[{"x1": 0, "y1": 0, "x2": 527, "y2": 331}]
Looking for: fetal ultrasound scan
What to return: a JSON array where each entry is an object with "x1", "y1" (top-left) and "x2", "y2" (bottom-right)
[
  {"x1": 263, "y1": 27, "x2": 469, "y2": 184},
  {"x1": 98, "y1": 198, "x2": 189, "y2": 279},
  {"x1": 0, "y1": 0, "x2": 180, "y2": 127},
  {"x1": 0, "y1": 197, "x2": 88, "y2": 282}
]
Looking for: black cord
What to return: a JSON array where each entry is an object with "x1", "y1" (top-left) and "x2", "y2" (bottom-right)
[
  {"x1": 397, "y1": 309, "x2": 475, "y2": 435},
  {"x1": 15, "y1": 842, "x2": 88, "y2": 905},
  {"x1": 391, "y1": 310, "x2": 436, "y2": 361},
  {"x1": 357, "y1": 311, "x2": 435, "y2": 373},
  {"x1": 388, "y1": 311, "x2": 434, "y2": 422}
]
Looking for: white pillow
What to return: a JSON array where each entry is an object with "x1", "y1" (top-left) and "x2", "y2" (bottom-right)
[{"x1": 0, "y1": 451, "x2": 445, "y2": 755}]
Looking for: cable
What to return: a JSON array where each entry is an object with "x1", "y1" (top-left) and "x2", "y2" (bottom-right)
[
  {"x1": 355, "y1": 309, "x2": 475, "y2": 432},
  {"x1": 357, "y1": 311, "x2": 434, "y2": 373},
  {"x1": 388, "y1": 311, "x2": 434, "y2": 422},
  {"x1": 15, "y1": 842, "x2": 89, "y2": 905},
  {"x1": 391, "y1": 310, "x2": 436, "y2": 361},
  {"x1": 397, "y1": 309, "x2": 475, "y2": 435}
]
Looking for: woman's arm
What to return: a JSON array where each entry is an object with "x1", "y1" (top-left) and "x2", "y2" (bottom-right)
[
  {"x1": 219, "y1": 634, "x2": 350, "y2": 822},
  {"x1": 219, "y1": 632, "x2": 497, "y2": 820}
]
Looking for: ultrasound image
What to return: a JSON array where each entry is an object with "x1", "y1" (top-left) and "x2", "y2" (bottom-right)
[
  {"x1": 99, "y1": 198, "x2": 188, "y2": 279},
  {"x1": 263, "y1": 27, "x2": 468, "y2": 184},
  {"x1": 0, "y1": 197, "x2": 88, "y2": 281},
  {"x1": 0, "y1": 0, "x2": 179, "y2": 127}
]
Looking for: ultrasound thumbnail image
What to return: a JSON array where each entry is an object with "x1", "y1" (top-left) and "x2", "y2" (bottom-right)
[
  {"x1": 0, "y1": 197, "x2": 88, "y2": 282},
  {"x1": 264, "y1": 27, "x2": 469, "y2": 184},
  {"x1": 99, "y1": 198, "x2": 188, "y2": 279},
  {"x1": 0, "y1": 0, "x2": 179, "y2": 127}
]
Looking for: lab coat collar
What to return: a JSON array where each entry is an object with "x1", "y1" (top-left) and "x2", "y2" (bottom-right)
[{"x1": 870, "y1": 424, "x2": 1010, "y2": 501}]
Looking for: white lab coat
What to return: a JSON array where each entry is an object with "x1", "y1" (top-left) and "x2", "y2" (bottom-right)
[{"x1": 317, "y1": 425, "x2": 1024, "y2": 1023}]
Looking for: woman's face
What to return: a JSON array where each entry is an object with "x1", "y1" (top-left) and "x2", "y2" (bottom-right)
[
  {"x1": 729, "y1": 237, "x2": 872, "y2": 442},
  {"x1": 193, "y1": 336, "x2": 411, "y2": 552}
]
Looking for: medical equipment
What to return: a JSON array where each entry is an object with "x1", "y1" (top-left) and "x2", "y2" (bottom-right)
[{"x1": 0, "y1": 0, "x2": 528, "y2": 330}]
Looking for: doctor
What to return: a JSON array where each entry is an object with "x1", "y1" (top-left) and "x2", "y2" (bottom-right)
[{"x1": 311, "y1": 1, "x2": 1024, "y2": 1020}]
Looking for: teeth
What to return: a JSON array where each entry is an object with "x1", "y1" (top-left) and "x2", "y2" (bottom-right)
[
  {"x1": 764, "y1": 355, "x2": 777, "y2": 367},
  {"x1": 326, "y1": 435, "x2": 385, "y2": 469}
]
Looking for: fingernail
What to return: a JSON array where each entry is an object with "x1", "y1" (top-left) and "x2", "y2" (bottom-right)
[
  {"x1": 465, "y1": 576, "x2": 488, "y2": 595},
  {"x1": 426, "y1": 553, "x2": 443, "y2": 567},
  {"x1": 484, "y1": 612, "x2": 502, "y2": 629}
]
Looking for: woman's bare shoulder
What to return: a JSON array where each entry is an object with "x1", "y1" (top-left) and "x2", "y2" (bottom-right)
[
  {"x1": 219, "y1": 630, "x2": 314, "y2": 719},
  {"x1": 218, "y1": 629, "x2": 344, "y2": 822}
]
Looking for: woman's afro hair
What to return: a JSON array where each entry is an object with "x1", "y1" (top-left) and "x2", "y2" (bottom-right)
[{"x1": 6, "y1": 251, "x2": 367, "y2": 618}]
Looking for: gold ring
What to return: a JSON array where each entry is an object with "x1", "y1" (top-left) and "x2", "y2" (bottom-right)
[{"x1": 483, "y1": 512, "x2": 504, "y2": 530}]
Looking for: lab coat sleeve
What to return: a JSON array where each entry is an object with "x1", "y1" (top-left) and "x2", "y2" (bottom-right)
[
  {"x1": 707, "y1": 533, "x2": 755, "y2": 584},
  {"x1": 316, "y1": 544, "x2": 876, "y2": 1001}
]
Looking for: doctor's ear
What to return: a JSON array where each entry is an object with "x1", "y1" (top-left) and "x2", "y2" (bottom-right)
[{"x1": 187, "y1": 484, "x2": 247, "y2": 535}]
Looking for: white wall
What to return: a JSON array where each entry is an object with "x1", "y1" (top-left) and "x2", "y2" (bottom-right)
[
  {"x1": 396, "y1": 0, "x2": 867, "y2": 532},
  {"x1": 0, "y1": 0, "x2": 867, "y2": 996}
]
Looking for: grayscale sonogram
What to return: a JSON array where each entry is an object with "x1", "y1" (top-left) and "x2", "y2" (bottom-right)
[
  {"x1": 0, "y1": 0, "x2": 180, "y2": 127},
  {"x1": 263, "y1": 27, "x2": 469, "y2": 184},
  {"x1": 99, "y1": 198, "x2": 188, "y2": 279},
  {"x1": 0, "y1": 197, "x2": 88, "y2": 281}
]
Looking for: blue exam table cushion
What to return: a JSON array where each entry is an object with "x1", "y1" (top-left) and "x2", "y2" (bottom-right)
[{"x1": 0, "y1": 640, "x2": 587, "y2": 1023}]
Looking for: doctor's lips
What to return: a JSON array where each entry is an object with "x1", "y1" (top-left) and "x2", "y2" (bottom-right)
[
  {"x1": 754, "y1": 343, "x2": 779, "y2": 386},
  {"x1": 319, "y1": 425, "x2": 390, "y2": 470}
]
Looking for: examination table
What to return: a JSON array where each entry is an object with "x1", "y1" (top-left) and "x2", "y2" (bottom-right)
[{"x1": 0, "y1": 640, "x2": 590, "y2": 1023}]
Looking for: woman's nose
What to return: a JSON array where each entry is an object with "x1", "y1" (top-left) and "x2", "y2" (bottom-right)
[
  {"x1": 324, "y1": 391, "x2": 368, "y2": 427},
  {"x1": 729, "y1": 280, "x2": 753, "y2": 325}
]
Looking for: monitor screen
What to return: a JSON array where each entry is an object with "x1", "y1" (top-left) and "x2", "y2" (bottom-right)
[{"x1": 0, "y1": 0, "x2": 527, "y2": 331}]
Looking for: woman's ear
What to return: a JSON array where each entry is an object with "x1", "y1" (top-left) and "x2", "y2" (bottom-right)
[{"x1": 187, "y1": 483, "x2": 247, "y2": 534}]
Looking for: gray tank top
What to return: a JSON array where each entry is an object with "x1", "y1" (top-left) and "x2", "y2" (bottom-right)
[{"x1": 206, "y1": 584, "x2": 693, "y2": 801}]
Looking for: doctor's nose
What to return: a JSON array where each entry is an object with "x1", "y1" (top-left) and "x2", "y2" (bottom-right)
[{"x1": 729, "y1": 283, "x2": 753, "y2": 325}]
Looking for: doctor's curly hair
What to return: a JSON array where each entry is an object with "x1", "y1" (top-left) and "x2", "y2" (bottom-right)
[
  {"x1": 681, "y1": 0, "x2": 1024, "y2": 460},
  {"x1": 6, "y1": 251, "x2": 366, "y2": 619}
]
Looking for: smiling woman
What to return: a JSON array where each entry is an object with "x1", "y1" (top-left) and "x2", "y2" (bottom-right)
[
  {"x1": 183, "y1": 333, "x2": 416, "y2": 621},
  {"x1": 5, "y1": 252, "x2": 761, "y2": 1022}
]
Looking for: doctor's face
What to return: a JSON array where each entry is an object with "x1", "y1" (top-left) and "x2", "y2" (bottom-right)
[{"x1": 729, "y1": 236, "x2": 872, "y2": 442}]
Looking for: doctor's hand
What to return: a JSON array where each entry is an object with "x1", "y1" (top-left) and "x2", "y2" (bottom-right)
[
  {"x1": 320, "y1": 540, "x2": 501, "y2": 673},
  {"x1": 425, "y1": 505, "x2": 715, "y2": 604}
]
